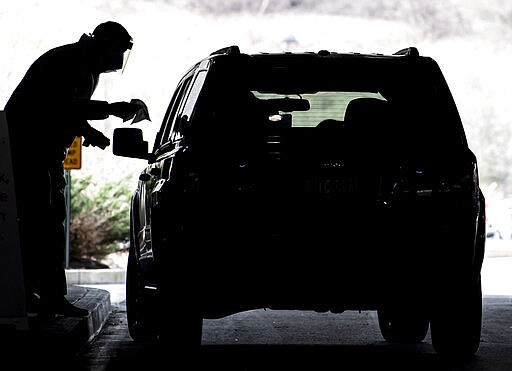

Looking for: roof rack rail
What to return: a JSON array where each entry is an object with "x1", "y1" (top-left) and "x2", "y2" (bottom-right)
[
  {"x1": 393, "y1": 47, "x2": 419, "y2": 57},
  {"x1": 210, "y1": 45, "x2": 241, "y2": 56}
]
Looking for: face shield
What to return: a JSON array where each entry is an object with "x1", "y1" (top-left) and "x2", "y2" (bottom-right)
[
  {"x1": 120, "y1": 45, "x2": 132, "y2": 74},
  {"x1": 98, "y1": 38, "x2": 133, "y2": 74}
]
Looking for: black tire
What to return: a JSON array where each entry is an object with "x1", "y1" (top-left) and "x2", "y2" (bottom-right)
[
  {"x1": 378, "y1": 308, "x2": 429, "y2": 344},
  {"x1": 126, "y1": 245, "x2": 159, "y2": 342},
  {"x1": 151, "y1": 209, "x2": 203, "y2": 350},
  {"x1": 430, "y1": 275, "x2": 482, "y2": 359},
  {"x1": 158, "y1": 310, "x2": 203, "y2": 351}
]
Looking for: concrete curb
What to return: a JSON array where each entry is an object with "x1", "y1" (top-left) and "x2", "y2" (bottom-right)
[
  {"x1": 7, "y1": 285, "x2": 112, "y2": 364},
  {"x1": 66, "y1": 268, "x2": 126, "y2": 284},
  {"x1": 484, "y1": 239, "x2": 512, "y2": 258}
]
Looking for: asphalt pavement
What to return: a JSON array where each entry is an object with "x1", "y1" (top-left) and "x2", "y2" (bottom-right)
[{"x1": 1, "y1": 238, "x2": 510, "y2": 367}]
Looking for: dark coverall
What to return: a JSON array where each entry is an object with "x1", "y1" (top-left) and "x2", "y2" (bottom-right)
[{"x1": 4, "y1": 33, "x2": 119, "y2": 309}]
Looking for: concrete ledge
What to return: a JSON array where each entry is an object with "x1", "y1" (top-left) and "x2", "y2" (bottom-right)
[
  {"x1": 6, "y1": 285, "x2": 112, "y2": 365},
  {"x1": 66, "y1": 268, "x2": 126, "y2": 284},
  {"x1": 485, "y1": 239, "x2": 512, "y2": 258}
]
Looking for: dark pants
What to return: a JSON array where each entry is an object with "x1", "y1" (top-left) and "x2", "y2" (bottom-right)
[
  {"x1": 5, "y1": 107, "x2": 71, "y2": 308},
  {"x1": 13, "y1": 155, "x2": 68, "y2": 303}
]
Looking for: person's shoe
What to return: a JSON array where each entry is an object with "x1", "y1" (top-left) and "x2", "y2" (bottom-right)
[
  {"x1": 37, "y1": 308, "x2": 56, "y2": 321},
  {"x1": 26, "y1": 292, "x2": 41, "y2": 318},
  {"x1": 53, "y1": 297, "x2": 89, "y2": 317},
  {"x1": 39, "y1": 296, "x2": 89, "y2": 318}
]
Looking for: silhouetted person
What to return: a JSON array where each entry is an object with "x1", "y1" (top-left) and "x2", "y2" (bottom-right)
[{"x1": 4, "y1": 21, "x2": 141, "y2": 319}]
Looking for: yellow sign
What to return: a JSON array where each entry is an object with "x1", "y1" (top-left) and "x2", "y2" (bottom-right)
[{"x1": 64, "y1": 136, "x2": 82, "y2": 170}]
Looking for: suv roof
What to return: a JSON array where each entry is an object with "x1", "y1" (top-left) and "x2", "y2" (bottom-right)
[{"x1": 209, "y1": 44, "x2": 420, "y2": 57}]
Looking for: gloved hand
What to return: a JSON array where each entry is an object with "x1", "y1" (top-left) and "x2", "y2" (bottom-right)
[
  {"x1": 109, "y1": 101, "x2": 141, "y2": 121},
  {"x1": 83, "y1": 127, "x2": 110, "y2": 149}
]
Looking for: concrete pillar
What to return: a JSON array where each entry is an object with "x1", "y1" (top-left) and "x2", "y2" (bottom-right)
[{"x1": 0, "y1": 111, "x2": 28, "y2": 330}]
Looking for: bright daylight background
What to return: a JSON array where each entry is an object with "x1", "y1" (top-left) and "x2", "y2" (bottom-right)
[
  {"x1": 2, "y1": 0, "x2": 512, "y2": 190},
  {"x1": 2, "y1": 1, "x2": 512, "y2": 270}
]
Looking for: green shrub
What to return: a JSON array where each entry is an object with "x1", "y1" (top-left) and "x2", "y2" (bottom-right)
[{"x1": 69, "y1": 175, "x2": 132, "y2": 261}]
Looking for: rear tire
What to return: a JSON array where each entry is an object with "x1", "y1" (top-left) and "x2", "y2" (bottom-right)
[
  {"x1": 126, "y1": 245, "x2": 159, "y2": 342},
  {"x1": 430, "y1": 275, "x2": 482, "y2": 359}
]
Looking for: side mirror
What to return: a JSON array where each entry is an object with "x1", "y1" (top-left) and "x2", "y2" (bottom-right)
[{"x1": 112, "y1": 128, "x2": 149, "y2": 160}]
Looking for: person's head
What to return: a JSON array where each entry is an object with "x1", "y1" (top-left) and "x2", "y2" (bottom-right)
[{"x1": 88, "y1": 21, "x2": 133, "y2": 73}]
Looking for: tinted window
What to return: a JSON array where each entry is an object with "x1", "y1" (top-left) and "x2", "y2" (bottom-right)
[{"x1": 154, "y1": 73, "x2": 194, "y2": 152}]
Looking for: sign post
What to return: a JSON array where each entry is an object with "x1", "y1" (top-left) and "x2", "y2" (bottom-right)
[
  {"x1": 64, "y1": 137, "x2": 82, "y2": 269},
  {"x1": 0, "y1": 111, "x2": 29, "y2": 330}
]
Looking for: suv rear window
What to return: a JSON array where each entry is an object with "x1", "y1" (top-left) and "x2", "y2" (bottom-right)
[
  {"x1": 187, "y1": 55, "x2": 467, "y2": 160},
  {"x1": 253, "y1": 91, "x2": 386, "y2": 127}
]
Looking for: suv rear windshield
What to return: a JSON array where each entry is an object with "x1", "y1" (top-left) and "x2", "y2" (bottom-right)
[
  {"x1": 252, "y1": 91, "x2": 385, "y2": 127},
  {"x1": 188, "y1": 55, "x2": 467, "y2": 158}
]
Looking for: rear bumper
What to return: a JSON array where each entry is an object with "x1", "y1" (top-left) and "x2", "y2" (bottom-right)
[{"x1": 157, "y1": 193, "x2": 483, "y2": 317}]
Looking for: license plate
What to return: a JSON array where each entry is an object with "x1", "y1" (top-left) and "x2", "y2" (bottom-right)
[{"x1": 306, "y1": 177, "x2": 359, "y2": 194}]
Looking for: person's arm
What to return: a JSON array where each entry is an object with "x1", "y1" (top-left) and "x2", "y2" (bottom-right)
[
  {"x1": 70, "y1": 100, "x2": 140, "y2": 150},
  {"x1": 71, "y1": 99, "x2": 140, "y2": 121},
  {"x1": 72, "y1": 99, "x2": 110, "y2": 120},
  {"x1": 81, "y1": 123, "x2": 110, "y2": 149}
]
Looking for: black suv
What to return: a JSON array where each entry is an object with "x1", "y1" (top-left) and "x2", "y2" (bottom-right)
[{"x1": 113, "y1": 45, "x2": 486, "y2": 357}]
